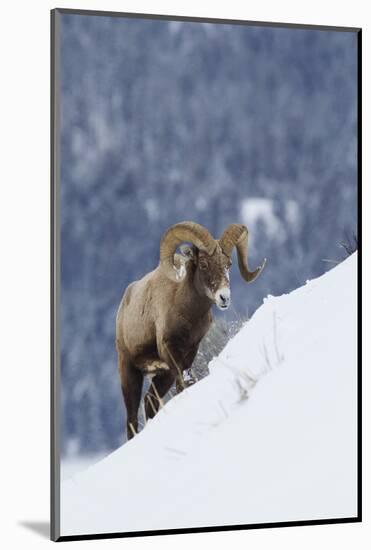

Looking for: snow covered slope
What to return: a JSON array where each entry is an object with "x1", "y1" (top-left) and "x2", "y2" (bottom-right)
[{"x1": 61, "y1": 253, "x2": 358, "y2": 536}]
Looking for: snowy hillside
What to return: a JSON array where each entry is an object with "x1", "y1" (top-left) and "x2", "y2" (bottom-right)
[{"x1": 61, "y1": 253, "x2": 358, "y2": 537}]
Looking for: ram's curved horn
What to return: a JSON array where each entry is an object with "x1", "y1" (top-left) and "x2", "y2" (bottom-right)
[
  {"x1": 160, "y1": 222, "x2": 217, "y2": 282},
  {"x1": 219, "y1": 224, "x2": 266, "y2": 283}
]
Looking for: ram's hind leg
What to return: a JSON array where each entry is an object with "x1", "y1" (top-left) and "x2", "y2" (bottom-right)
[
  {"x1": 144, "y1": 371, "x2": 174, "y2": 421},
  {"x1": 118, "y1": 347, "x2": 143, "y2": 441}
]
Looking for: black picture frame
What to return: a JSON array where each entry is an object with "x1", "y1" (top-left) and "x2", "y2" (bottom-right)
[{"x1": 51, "y1": 7, "x2": 362, "y2": 542}]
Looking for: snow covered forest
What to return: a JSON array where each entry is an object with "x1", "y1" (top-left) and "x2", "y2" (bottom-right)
[
  {"x1": 59, "y1": 14, "x2": 358, "y2": 457},
  {"x1": 61, "y1": 253, "x2": 358, "y2": 536}
]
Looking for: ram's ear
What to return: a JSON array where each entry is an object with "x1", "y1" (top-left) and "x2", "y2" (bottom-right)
[{"x1": 179, "y1": 244, "x2": 195, "y2": 259}]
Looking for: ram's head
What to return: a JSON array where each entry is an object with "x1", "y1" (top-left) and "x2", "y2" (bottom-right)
[{"x1": 159, "y1": 222, "x2": 266, "y2": 310}]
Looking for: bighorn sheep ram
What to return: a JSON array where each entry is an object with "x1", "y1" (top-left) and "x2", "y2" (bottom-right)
[{"x1": 116, "y1": 222, "x2": 266, "y2": 439}]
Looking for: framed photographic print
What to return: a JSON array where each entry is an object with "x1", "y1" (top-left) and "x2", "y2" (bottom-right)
[{"x1": 51, "y1": 8, "x2": 361, "y2": 542}]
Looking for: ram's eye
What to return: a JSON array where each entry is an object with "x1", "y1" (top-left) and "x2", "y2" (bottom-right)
[{"x1": 199, "y1": 259, "x2": 208, "y2": 270}]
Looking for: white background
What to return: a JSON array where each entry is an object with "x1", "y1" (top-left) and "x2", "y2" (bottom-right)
[{"x1": 0, "y1": 1, "x2": 368, "y2": 548}]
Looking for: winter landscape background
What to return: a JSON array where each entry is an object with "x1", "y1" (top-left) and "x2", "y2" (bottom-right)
[{"x1": 59, "y1": 13, "x2": 358, "y2": 458}]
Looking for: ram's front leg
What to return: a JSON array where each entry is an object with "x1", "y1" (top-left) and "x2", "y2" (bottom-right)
[
  {"x1": 158, "y1": 336, "x2": 198, "y2": 393},
  {"x1": 144, "y1": 371, "x2": 175, "y2": 420}
]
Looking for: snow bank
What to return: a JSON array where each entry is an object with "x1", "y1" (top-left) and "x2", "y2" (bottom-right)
[{"x1": 61, "y1": 253, "x2": 358, "y2": 536}]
